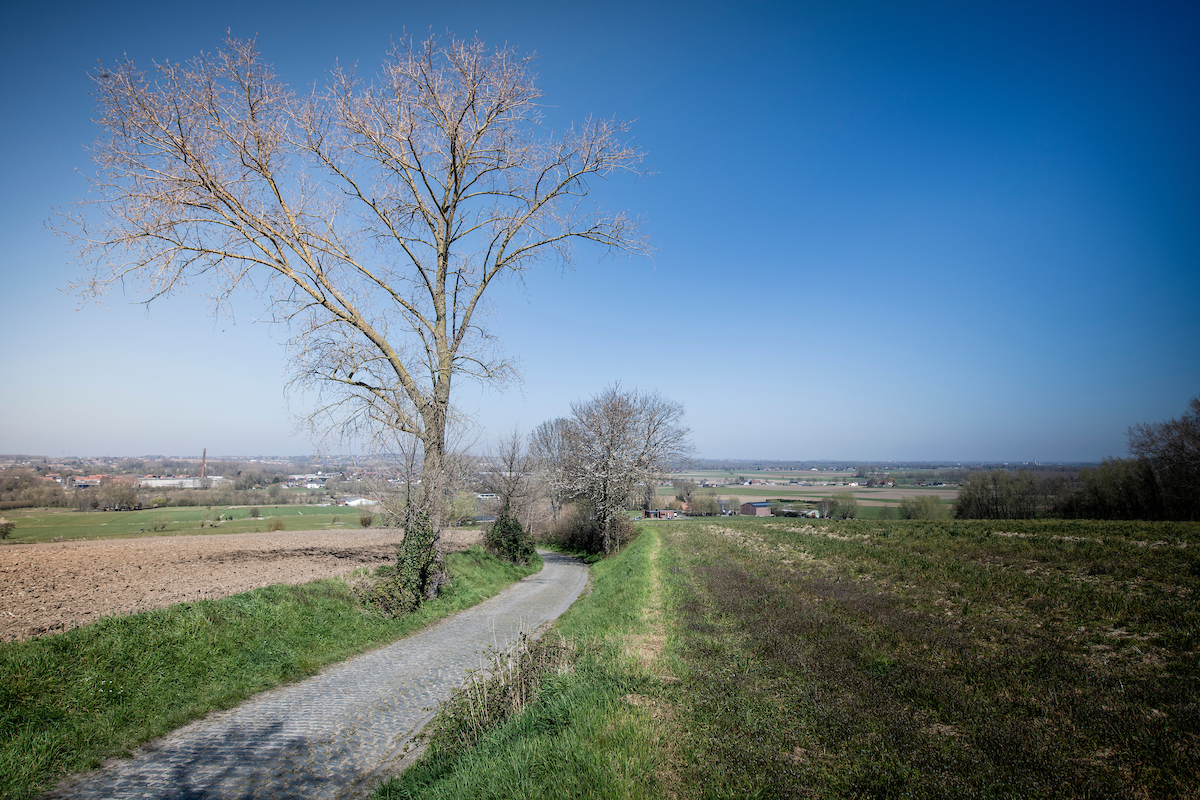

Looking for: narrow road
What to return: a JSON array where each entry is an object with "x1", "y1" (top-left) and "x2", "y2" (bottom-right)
[{"x1": 45, "y1": 551, "x2": 588, "y2": 800}]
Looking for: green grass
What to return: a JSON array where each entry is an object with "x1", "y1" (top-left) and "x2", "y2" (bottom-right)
[
  {"x1": 0, "y1": 546, "x2": 540, "y2": 800},
  {"x1": 0, "y1": 505, "x2": 364, "y2": 543},
  {"x1": 649, "y1": 516, "x2": 1200, "y2": 799},
  {"x1": 374, "y1": 531, "x2": 674, "y2": 800}
]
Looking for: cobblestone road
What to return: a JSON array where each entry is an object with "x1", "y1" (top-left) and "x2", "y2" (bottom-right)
[{"x1": 45, "y1": 550, "x2": 588, "y2": 800}]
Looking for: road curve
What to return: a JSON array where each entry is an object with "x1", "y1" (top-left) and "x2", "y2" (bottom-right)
[{"x1": 45, "y1": 550, "x2": 589, "y2": 800}]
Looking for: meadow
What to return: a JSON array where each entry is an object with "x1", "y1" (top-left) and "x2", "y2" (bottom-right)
[
  {"x1": 0, "y1": 504, "x2": 370, "y2": 543},
  {"x1": 651, "y1": 516, "x2": 1200, "y2": 798}
]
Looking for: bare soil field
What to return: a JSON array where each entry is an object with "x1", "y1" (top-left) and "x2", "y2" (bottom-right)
[{"x1": 0, "y1": 528, "x2": 482, "y2": 642}]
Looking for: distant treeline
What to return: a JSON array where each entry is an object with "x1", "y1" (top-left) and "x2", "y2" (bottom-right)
[{"x1": 958, "y1": 396, "x2": 1199, "y2": 521}]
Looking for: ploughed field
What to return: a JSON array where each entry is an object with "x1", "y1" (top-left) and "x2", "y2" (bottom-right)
[{"x1": 0, "y1": 529, "x2": 481, "y2": 642}]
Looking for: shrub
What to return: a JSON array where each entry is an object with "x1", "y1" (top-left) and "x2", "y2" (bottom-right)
[
  {"x1": 249, "y1": 507, "x2": 261, "y2": 518},
  {"x1": 899, "y1": 494, "x2": 949, "y2": 520},
  {"x1": 359, "y1": 512, "x2": 374, "y2": 528},
  {"x1": 150, "y1": 514, "x2": 171, "y2": 532},
  {"x1": 820, "y1": 494, "x2": 859, "y2": 519},
  {"x1": 0, "y1": 518, "x2": 13, "y2": 539},
  {"x1": 484, "y1": 513, "x2": 535, "y2": 565},
  {"x1": 268, "y1": 517, "x2": 285, "y2": 532},
  {"x1": 331, "y1": 515, "x2": 339, "y2": 524},
  {"x1": 548, "y1": 503, "x2": 632, "y2": 556}
]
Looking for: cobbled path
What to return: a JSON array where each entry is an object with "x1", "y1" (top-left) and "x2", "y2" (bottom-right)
[{"x1": 45, "y1": 551, "x2": 588, "y2": 800}]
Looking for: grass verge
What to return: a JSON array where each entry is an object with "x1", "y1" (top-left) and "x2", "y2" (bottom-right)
[
  {"x1": 0, "y1": 545, "x2": 539, "y2": 800},
  {"x1": 652, "y1": 517, "x2": 1200, "y2": 799},
  {"x1": 374, "y1": 529, "x2": 676, "y2": 800}
]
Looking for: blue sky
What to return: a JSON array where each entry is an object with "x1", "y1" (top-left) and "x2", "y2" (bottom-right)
[{"x1": 1, "y1": 0, "x2": 1196, "y2": 462}]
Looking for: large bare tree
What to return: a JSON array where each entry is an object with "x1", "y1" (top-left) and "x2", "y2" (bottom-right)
[{"x1": 57, "y1": 35, "x2": 647, "y2": 595}]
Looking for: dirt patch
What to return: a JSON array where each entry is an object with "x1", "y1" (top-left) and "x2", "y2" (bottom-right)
[{"x1": 0, "y1": 528, "x2": 482, "y2": 642}]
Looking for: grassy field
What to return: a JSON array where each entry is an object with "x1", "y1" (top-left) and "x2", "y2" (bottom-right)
[
  {"x1": 656, "y1": 483, "x2": 959, "y2": 510},
  {"x1": 650, "y1": 516, "x2": 1200, "y2": 798},
  {"x1": 0, "y1": 547, "x2": 539, "y2": 800},
  {"x1": 391, "y1": 518, "x2": 1200, "y2": 798},
  {"x1": 0, "y1": 505, "x2": 393, "y2": 543}
]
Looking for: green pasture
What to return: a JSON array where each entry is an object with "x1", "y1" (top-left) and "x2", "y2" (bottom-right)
[
  {"x1": 0, "y1": 505, "x2": 366, "y2": 543},
  {"x1": 648, "y1": 516, "x2": 1200, "y2": 798},
  {"x1": 657, "y1": 483, "x2": 959, "y2": 508}
]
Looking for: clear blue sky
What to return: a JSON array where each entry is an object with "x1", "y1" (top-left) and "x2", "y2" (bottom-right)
[{"x1": 1, "y1": 0, "x2": 1196, "y2": 462}]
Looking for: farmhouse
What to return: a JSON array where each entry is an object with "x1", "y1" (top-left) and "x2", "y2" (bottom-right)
[
  {"x1": 741, "y1": 501, "x2": 772, "y2": 516},
  {"x1": 644, "y1": 508, "x2": 678, "y2": 519}
]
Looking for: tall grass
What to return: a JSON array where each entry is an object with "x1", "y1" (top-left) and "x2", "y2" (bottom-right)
[
  {"x1": 0, "y1": 546, "x2": 538, "y2": 800},
  {"x1": 375, "y1": 531, "x2": 674, "y2": 800},
  {"x1": 652, "y1": 517, "x2": 1200, "y2": 799}
]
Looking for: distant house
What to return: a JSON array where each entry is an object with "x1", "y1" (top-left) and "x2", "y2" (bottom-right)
[
  {"x1": 644, "y1": 508, "x2": 678, "y2": 519},
  {"x1": 741, "y1": 501, "x2": 772, "y2": 517}
]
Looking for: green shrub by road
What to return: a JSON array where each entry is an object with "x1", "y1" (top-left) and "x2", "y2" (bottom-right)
[{"x1": 0, "y1": 546, "x2": 539, "y2": 800}]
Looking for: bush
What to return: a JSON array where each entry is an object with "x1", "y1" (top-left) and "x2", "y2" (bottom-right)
[
  {"x1": 484, "y1": 513, "x2": 535, "y2": 565},
  {"x1": 0, "y1": 518, "x2": 13, "y2": 539},
  {"x1": 359, "y1": 512, "x2": 374, "y2": 528},
  {"x1": 249, "y1": 507, "x2": 261, "y2": 518},
  {"x1": 548, "y1": 503, "x2": 633, "y2": 556},
  {"x1": 151, "y1": 514, "x2": 171, "y2": 532},
  {"x1": 268, "y1": 517, "x2": 285, "y2": 532},
  {"x1": 820, "y1": 495, "x2": 859, "y2": 519},
  {"x1": 899, "y1": 494, "x2": 949, "y2": 520}
]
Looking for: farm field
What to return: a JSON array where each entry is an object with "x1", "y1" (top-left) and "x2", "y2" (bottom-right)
[
  {"x1": 0, "y1": 527, "x2": 482, "y2": 641},
  {"x1": 643, "y1": 516, "x2": 1200, "y2": 798},
  {"x1": 657, "y1": 482, "x2": 959, "y2": 508},
  {"x1": 0, "y1": 505, "x2": 371, "y2": 543}
]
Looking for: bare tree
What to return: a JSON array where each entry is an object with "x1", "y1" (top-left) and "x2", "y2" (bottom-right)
[
  {"x1": 528, "y1": 417, "x2": 572, "y2": 523},
  {"x1": 558, "y1": 384, "x2": 692, "y2": 555},
  {"x1": 1127, "y1": 394, "x2": 1200, "y2": 519},
  {"x1": 57, "y1": 34, "x2": 648, "y2": 597},
  {"x1": 479, "y1": 428, "x2": 537, "y2": 522}
]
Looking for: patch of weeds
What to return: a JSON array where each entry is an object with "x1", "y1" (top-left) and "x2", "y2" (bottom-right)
[{"x1": 429, "y1": 631, "x2": 575, "y2": 754}]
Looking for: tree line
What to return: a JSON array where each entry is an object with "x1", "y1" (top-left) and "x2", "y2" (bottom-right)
[{"x1": 957, "y1": 396, "x2": 1199, "y2": 521}]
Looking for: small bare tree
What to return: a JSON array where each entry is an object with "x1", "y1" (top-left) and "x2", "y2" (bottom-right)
[
  {"x1": 528, "y1": 417, "x2": 572, "y2": 523},
  {"x1": 479, "y1": 428, "x2": 537, "y2": 520},
  {"x1": 57, "y1": 34, "x2": 647, "y2": 598},
  {"x1": 555, "y1": 384, "x2": 692, "y2": 555}
]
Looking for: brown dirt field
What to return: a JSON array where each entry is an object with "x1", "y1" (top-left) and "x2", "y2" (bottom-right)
[{"x1": 0, "y1": 528, "x2": 482, "y2": 642}]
